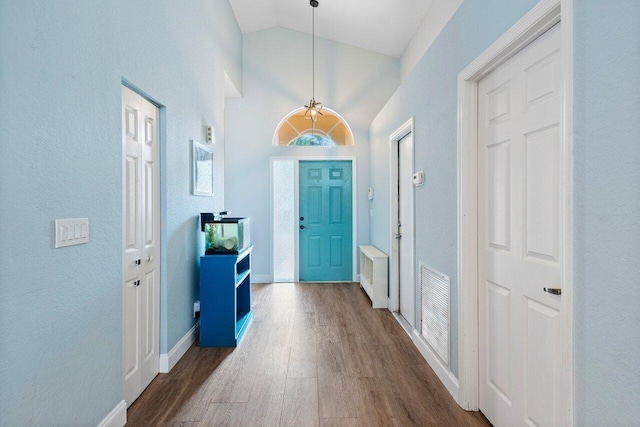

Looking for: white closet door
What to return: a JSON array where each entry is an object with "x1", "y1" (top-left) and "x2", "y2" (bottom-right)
[
  {"x1": 478, "y1": 23, "x2": 563, "y2": 427},
  {"x1": 398, "y1": 133, "x2": 415, "y2": 328},
  {"x1": 122, "y1": 86, "x2": 160, "y2": 407}
]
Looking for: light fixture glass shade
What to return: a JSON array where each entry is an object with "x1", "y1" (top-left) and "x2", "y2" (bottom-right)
[{"x1": 304, "y1": 98, "x2": 323, "y2": 122}]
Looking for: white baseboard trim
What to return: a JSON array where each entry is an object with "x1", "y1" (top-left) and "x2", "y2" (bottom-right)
[
  {"x1": 411, "y1": 330, "x2": 460, "y2": 403},
  {"x1": 390, "y1": 311, "x2": 460, "y2": 404},
  {"x1": 251, "y1": 274, "x2": 271, "y2": 283},
  {"x1": 392, "y1": 311, "x2": 414, "y2": 337},
  {"x1": 159, "y1": 322, "x2": 199, "y2": 373},
  {"x1": 97, "y1": 400, "x2": 126, "y2": 427}
]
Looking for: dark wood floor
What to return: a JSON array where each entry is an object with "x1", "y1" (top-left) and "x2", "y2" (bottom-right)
[{"x1": 127, "y1": 282, "x2": 490, "y2": 426}]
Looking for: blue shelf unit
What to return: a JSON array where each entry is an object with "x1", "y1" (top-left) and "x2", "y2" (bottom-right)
[{"x1": 199, "y1": 246, "x2": 253, "y2": 347}]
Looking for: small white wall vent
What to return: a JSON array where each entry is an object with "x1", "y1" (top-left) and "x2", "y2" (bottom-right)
[{"x1": 420, "y1": 263, "x2": 450, "y2": 366}]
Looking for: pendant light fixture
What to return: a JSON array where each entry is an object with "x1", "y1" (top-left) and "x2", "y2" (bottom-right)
[{"x1": 304, "y1": 0, "x2": 323, "y2": 123}]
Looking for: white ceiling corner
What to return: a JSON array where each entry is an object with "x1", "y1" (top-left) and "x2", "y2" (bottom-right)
[
  {"x1": 230, "y1": 0, "x2": 278, "y2": 34},
  {"x1": 228, "y1": 0, "x2": 435, "y2": 58}
]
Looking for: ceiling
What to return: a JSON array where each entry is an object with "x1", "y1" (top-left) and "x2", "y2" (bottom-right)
[{"x1": 228, "y1": 0, "x2": 435, "y2": 58}]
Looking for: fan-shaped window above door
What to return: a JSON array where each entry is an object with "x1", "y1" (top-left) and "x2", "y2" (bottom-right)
[{"x1": 273, "y1": 107, "x2": 354, "y2": 146}]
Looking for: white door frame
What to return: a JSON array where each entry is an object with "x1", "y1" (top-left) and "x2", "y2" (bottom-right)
[
  {"x1": 388, "y1": 118, "x2": 414, "y2": 314},
  {"x1": 270, "y1": 155, "x2": 358, "y2": 283},
  {"x1": 456, "y1": 0, "x2": 573, "y2": 424}
]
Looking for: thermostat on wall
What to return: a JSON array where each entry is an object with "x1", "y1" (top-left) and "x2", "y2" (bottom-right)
[{"x1": 413, "y1": 171, "x2": 424, "y2": 186}]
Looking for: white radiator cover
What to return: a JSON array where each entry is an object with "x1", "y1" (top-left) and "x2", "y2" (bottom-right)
[
  {"x1": 419, "y1": 263, "x2": 450, "y2": 366},
  {"x1": 358, "y1": 245, "x2": 388, "y2": 309}
]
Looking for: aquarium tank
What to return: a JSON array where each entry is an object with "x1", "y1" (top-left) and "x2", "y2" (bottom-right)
[{"x1": 200, "y1": 213, "x2": 250, "y2": 255}]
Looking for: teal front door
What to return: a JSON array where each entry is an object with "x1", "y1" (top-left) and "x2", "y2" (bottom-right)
[{"x1": 299, "y1": 161, "x2": 353, "y2": 281}]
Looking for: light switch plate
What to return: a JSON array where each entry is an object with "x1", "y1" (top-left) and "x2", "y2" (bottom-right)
[{"x1": 55, "y1": 218, "x2": 89, "y2": 248}]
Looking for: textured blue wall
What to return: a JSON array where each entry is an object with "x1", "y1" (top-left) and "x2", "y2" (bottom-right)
[
  {"x1": 0, "y1": 1, "x2": 241, "y2": 425},
  {"x1": 371, "y1": 0, "x2": 640, "y2": 423},
  {"x1": 369, "y1": 0, "x2": 539, "y2": 378},
  {"x1": 574, "y1": 1, "x2": 640, "y2": 424}
]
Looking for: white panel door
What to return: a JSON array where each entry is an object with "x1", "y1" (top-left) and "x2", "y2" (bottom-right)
[
  {"x1": 478, "y1": 24, "x2": 563, "y2": 427},
  {"x1": 122, "y1": 86, "x2": 160, "y2": 407},
  {"x1": 398, "y1": 133, "x2": 415, "y2": 328}
]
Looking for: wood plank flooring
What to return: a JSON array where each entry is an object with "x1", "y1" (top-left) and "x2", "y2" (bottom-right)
[{"x1": 127, "y1": 282, "x2": 490, "y2": 426}]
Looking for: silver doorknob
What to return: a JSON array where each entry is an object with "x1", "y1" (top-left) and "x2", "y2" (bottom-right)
[
  {"x1": 146, "y1": 256, "x2": 154, "y2": 262},
  {"x1": 394, "y1": 234, "x2": 402, "y2": 239},
  {"x1": 543, "y1": 288, "x2": 561, "y2": 295}
]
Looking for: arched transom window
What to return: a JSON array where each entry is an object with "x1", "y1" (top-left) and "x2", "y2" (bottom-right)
[{"x1": 273, "y1": 107, "x2": 354, "y2": 146}]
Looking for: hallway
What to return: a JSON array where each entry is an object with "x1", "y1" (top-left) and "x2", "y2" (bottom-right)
[{"x1": 126, "y1": 283, "x2": 490, "y2": 426}]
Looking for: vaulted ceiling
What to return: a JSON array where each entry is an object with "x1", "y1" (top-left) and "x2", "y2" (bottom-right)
[{"x1": 228, "y1": 0, "x2": 434, "y2": 58}]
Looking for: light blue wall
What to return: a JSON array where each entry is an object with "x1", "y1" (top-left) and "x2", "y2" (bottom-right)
[
  {"x1": 371, "y1": 0, "x2": 640, "y2": 423},
  {"x1": 369, "y1": 0, "x2": 539, "y2": 379},
  {"x1": 226, "y1": 27, "x2": 400, "y2": 279},
  {"x1": 0, "y1": 1, "x2": 241, "y2": 425},
  {"x1": 573, "y1": 1, "x2": 640, "y2": 425}
]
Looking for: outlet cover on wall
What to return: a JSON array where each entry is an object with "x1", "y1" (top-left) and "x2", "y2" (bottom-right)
[{"x1": 194, "y1": 301, "x2": 200, "y2": 318}]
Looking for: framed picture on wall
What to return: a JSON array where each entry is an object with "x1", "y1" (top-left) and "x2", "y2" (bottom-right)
[{"x1": 192, "y1": 140, "x2": 214, "y2": 196}]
